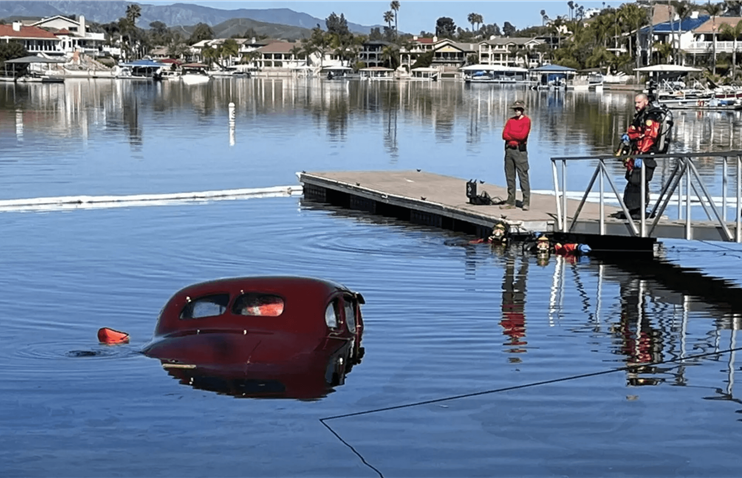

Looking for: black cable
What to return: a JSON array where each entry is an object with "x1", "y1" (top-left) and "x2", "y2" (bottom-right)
[
  {"x1": 319, "y1": 344, "x2": 742, "y2": 477},
  {"x1": 319, "y1": 419, "x2": 385, "y2": 478}
]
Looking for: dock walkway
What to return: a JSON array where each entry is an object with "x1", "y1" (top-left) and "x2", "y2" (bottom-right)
[
  {"x1": 300, "y1": 170, "x2": 619, "y2": 240},
  {"x1": 299, "y1": 169, "x2": 741, "y2": 247}
]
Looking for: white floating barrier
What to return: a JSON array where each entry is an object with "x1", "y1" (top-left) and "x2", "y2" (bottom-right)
[{"x1": 0, "y1": 185, "x2": 303, "y2": 212}]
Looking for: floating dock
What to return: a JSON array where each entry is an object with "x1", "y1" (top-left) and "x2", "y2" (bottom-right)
[
  {"x1": 298, "y1": 170, "x2": 654, "y2": 249},
  {"x1": 298, "y1": 170, "x2": 741, "y2": 249}
]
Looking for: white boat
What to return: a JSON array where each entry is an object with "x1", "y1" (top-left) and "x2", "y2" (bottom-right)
[
  {"x1": 572, "y1": 72, "x2": 604, "y2": 91},
  {"x1": 115, "y1": 59, "x2": 166, "y2": 80},
  {"x1": 409, "y1": 67, "x2": 439, "y2": 81},
  {"x1": 322, "y1": 66, "x2": 355, "y2": 80},
  {"x1": 359, "y1": 67, "x2": 395, "y2": 81},
  {"x1": 180, "y1": 63, "x2": 211, "y2": 85},
  {"x1": 460, "y1": 64, "x2": 531, "y2": 85}
]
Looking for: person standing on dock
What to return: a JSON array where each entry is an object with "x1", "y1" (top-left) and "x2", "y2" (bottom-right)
[
  {"x1": 620, "y1": 93, "x2": 660, "y2": 219},
  {"x1": 501, "y1": 100, "x2": 532, "y2": 211}
]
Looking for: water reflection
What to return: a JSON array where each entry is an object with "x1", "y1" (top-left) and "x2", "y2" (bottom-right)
[
  {"x1": 3, "y1": 79, "x2": 742, "y2": 171},
  {"x1": 155, "y1": 346, "x2": 357, "y2": 400},
  {"x1": 499, "y1": 247, "x2": 528, "y2": 359}
]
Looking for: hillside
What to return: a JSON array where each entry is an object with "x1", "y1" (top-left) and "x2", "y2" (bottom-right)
[
  {"x1": 172, "y1": 17, "x2": 313, "y2": 41},
  {"x1": 0, "y1": 1, "x2": 374, "y2": 34}
]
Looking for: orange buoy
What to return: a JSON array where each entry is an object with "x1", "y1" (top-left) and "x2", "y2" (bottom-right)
[{"x1": 97, "y1": 327, "x2": 130, "y2": 345}]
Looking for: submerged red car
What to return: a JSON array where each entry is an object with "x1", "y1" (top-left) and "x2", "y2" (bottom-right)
[{"x1": 142, "y1": 276, "x2": 365, "y2": 399}]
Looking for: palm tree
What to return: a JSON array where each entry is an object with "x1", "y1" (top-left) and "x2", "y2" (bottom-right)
[
  {"x1": 540, "y1": 9, "x2": 548, "y2": 26},
  {"x1": 568, "y1": 1, "x2": 575, "y2": 20},
  {"x1": 390, "y1": 1, "x2": 400, "y2": 39},
  {"x1": 673, "y1": 0, "x2": 693, "y2": 65},
  {"x1": 704, "y1": 1, "x2": 724, "y2": 74},
  {"x1": 618, "y1": 3, "x2": 649, "y2": 68},
  {"x1": 381, "y1": 44, "x2": 400, "y2": 69},
  {"x1": 383, "y1": 10, "x2": 394, "y2": 33},
  {"x1": 720, "y1": 19, "x2": 742, "y2": 77},
  {"x1": 125, "y1": 4, "x2": 141, "y2": 26}
]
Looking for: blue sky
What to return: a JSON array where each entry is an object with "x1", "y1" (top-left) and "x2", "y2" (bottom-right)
[{"x1": 168, "y1": 1, "x2": 615, "y2": 34}]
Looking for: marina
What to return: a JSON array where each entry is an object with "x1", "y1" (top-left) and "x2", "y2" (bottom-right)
[{"x1": 0, "y1": 44, "x2": 742, "y2": 478}]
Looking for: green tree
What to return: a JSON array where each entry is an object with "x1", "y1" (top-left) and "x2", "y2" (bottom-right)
[
  {"x1": 383, "y1": 11, "x2": 394, "y2": 32},
  {"x1": 326, "y1": 12, "x2": 349, "y2": 36},
  {"x1": 126, "y1": 4, "x2": 141, "y2": 26},
  {"x1": 435, "y1": 17, "x2": 456, "y2": 38},
  {"x1": 219, "y1": 38, "x2": 239, "y2": 67},
  {"x1": 149, "y1": 21, "x2": 168, "y2": 45},
  {"x1": 725, "y1": 0, "x2": 742, "y2": 15},
  {"x1": 410, "y1": 50, "x2": 433, "y2": 68},
  {"x1": 0, "y1": 41, "x2": 28, "y2": 63},
  {"x1": 390, "y1": 1, "x2": 400, "y2": 39},
  {"x1": 618, "y1": 3, "x2": 649, "y2": 68},
  {"x1": 369, "y1": 27, "x2": 383, "y2": 40},
  {"x1": 704, "y1": 1, "x2": 724, "y2": 74},
  {"x1": 503, "y1": 21, "x2": 516, "y2": 37},
  {"x1": 381, "y1": 44, "x2": 400, "y2": 69},
  {"x1": 189, "y1": 23, "x2": 214, "y2": 45},
  {"x1": 720, "y1": 19, "x2": 742, "y2": 77}
]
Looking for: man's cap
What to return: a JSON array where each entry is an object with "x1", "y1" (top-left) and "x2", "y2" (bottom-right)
[{"x1": 511, "y1": 100, "x2": 526, "y2": 110}]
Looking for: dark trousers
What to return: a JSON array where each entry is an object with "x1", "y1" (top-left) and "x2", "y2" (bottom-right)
[
  {"x1": 504, "y1": 147, "x2": 530, "y2": 206},
  {"x1": 623, "y1": 166, "x2": 655, "y2": 212}
]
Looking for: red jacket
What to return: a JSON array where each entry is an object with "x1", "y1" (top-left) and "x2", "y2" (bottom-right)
[
  {"x1": 627, "y1": 108, "x2": 661, "y2": 154},
  {"x1": 502, "y1": 115, "x2": 531, "y2": 148}
]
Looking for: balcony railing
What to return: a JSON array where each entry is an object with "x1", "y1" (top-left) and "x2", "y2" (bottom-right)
[{"x1": 685, "y1": 41, "x2": 742, "y2": 54}]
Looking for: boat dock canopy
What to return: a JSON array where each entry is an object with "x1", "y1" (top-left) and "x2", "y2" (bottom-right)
[
  {"x1": 3, "y1": 55, "x2": 66, "y2": 64},
  {"x1": 460, "y1": 64, "x2": 528, "y2": 73},
  {"x1": 634, "y1": 65, "x2": 703, "y2": 73},
  {"x1": 530, "y1": 64, "x2": 577, "y2": 73},
  {"x1": 119, "y1": 59, "x2": 165, "y2": 68}
]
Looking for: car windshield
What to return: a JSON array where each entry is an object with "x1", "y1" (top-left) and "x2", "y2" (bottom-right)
[{"x1": 232, "y1": 293, "x2": 285, "y2": 317}]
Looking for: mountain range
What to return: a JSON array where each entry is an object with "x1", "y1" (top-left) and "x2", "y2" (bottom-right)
[{"x1": 0, "y1": 1, "x2": 377, "y2": 35}]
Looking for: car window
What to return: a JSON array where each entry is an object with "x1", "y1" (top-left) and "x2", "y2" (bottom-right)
[
  {"x1": 325, "y1": 300, "x2": 339, "y2": 328},
  {"x1": 180, "y1": 294, "x2": 230, "y2": 319},
  {"x1": 343, "y1": 299, "x2": 356, "y2": 333},
  {"x1": 232, "y1": 293, "x2": 285, "y2": 317}
]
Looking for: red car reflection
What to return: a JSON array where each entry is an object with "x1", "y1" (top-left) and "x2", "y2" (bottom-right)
[{"x1": 142, "y1": 276, "x2": 365, "y2": 399}]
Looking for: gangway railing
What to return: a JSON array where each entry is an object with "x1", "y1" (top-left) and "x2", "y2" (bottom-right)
[{"x1": 551, "y1": 151, "x2": 742, "y2": 242}]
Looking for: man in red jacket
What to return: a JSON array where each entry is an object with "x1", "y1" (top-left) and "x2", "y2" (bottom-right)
[{"x1": 501, "y1": 100, "x2": 532, "y2": 210}]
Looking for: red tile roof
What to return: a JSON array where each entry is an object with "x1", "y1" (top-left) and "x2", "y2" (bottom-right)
[
  {"x1": 417, "y1": 38, "x2": 436, "y2": 44},
  {"x1": 0, "y1": 25, "x2": 57, "y2": 39}
]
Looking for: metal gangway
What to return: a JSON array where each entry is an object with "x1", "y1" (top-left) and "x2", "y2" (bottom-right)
[{"x1": 551, "y1": 151, "x2": 742, "y2": 242}]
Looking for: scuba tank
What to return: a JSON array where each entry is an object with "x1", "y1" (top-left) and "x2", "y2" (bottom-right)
[{"x1": 646, "y1": 80, "x2": 674, "y2": 154}]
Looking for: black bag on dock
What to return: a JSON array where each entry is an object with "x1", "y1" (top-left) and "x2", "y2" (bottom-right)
[{"x1": 466, "y1": 180, "x2": 496, "y2": 205}]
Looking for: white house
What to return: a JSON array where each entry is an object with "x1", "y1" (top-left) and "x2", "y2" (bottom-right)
[{"x1": 31, "y1": 15, "x2": 106, "y2": 57}]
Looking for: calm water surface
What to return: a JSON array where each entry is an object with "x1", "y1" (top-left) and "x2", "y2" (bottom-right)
[{"x1": 2, "y1": 79, "x2": 742, "y2": 477}]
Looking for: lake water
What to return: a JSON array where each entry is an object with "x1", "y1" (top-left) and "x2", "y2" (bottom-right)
[{"x1": 2, "y1": 78, "x2": 742, "y2": 477}]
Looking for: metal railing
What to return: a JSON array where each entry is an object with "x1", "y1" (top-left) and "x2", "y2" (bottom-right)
[{"x1": 550, "y1": 151, "x2": 742, "y2": 242}]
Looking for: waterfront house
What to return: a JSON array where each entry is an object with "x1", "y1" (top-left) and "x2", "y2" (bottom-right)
[
  {"x1": 478, "y1": 37, "x2": 546, "y2": 68},
  {"x1": 358, "y1": 40, "x2": 391, "y2": 68},
  {"x1": 29, "y1": 15, "x2": 105, "y2": 57},
  {"x1": 638, "y1": 12, "x2": 710, "y2": 64},
  {"x1": 687, "y1": 16, "x2": 742, "y2": 59},
  {"x1": 0, "y1": 22, "x2": 60, "y2": 55}
]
